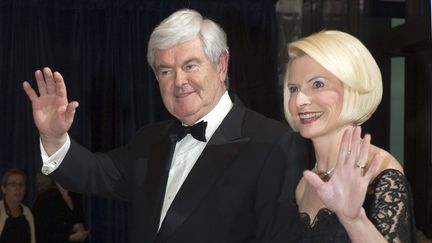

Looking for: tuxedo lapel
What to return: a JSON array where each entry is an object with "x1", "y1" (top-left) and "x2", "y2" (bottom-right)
[
  {"x1": 144, "y1": 123, "x2": 178, "y2": 239},
  {"x1": 156, "y1": 96, "x2": 251, "y2": 242}
]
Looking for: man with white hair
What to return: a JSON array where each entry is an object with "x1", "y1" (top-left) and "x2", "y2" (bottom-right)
[{"x1": 23, "y1": 8, "x2": 308, "y2": 243}]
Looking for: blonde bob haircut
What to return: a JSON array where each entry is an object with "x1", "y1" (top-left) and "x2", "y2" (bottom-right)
[{"x1": 283, "y1": 30, "x2": 382, "y2": 131}]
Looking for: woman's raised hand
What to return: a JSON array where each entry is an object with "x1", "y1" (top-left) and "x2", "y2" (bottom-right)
[{"x1": 303, "y1": 126, "x2": 380, "y2": 223}]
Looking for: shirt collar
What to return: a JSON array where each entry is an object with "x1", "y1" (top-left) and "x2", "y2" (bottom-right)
[{"x1": 196, "y1": 91, "x2": 233, "y2": 141}]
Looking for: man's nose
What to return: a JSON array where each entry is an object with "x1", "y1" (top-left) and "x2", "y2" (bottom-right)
[{"x1": 174, "y1": 70, "x2": 187, "y2": 86}]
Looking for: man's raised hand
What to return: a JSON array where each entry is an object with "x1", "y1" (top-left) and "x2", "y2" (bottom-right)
[{"x1": 22, "y1": 67, "x2": 79, "y2": 155}]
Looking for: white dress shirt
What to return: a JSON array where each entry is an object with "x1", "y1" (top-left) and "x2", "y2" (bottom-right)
[
  {"x1": 159, "y1": 92, "x2": 232, "y2": 228},
  {"x1": 40, "y1": 91, "x2": 233, "y2": 229},
  {"x1": 40, "y1": 134, "x2": 71, "y2": 175}
]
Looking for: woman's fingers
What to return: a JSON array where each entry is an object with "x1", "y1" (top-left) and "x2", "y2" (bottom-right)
[
  {"x1": 347, "y1": 126, "x2": 362, "y2": 167},
  {"x1": 303, "y1": 170, "x2": 325, "y2": 190},
  {"x1": 364, "y1": 153, "x2": 380, "y2": 181},
  {"x1": 355, "y1": 133, "x2": 371, "y2": 173},
  {"x1": 337, "y1": 127, "x2": 353, "y2": 169}
]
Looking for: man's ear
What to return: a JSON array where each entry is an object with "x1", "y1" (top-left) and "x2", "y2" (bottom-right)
[{"x1": 217, "y1": 51, "x2": 229, "y2": 81}]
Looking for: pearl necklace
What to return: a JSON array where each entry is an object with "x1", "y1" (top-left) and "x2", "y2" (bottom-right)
[{"x1": 313, "y1": 164, "x2": 335, "y2": 182}]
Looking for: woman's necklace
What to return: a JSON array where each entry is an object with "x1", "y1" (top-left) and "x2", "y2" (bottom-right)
[{"x1": 313, "y1": 164, "x2": 335, "y2": 182}]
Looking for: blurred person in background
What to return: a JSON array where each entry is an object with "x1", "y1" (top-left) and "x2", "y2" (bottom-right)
[
  {"x1": 0, "y1": 168, "x2": 35, "y2": 243},
  {"x1": 33, "y1": 173, "x2": 89, "y2": 243}
]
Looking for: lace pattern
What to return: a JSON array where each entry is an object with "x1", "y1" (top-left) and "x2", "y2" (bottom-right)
[
  {"x1": 296, "y1": 169, "x2": 416, "y2": 243},
  {"x1": 364, "y1": 169, "x2": 414, "y2": 242}
]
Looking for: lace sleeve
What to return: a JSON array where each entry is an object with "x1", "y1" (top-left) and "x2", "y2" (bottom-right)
[{"x1": 364, "y1": 169, "x2": 416, "y2": 243}]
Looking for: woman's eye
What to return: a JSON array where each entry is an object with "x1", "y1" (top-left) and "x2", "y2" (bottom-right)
[
  {"x1": 288, "y1": 86, "x2": 299, "y2": 93},
  {"x1": 312, "y1": 80, "x2": 325, "y2": 88}
]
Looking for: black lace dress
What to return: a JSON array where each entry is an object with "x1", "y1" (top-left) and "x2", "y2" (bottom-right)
[{"x1": 295, "y1": 169, "x2": 416, "y2": 243}]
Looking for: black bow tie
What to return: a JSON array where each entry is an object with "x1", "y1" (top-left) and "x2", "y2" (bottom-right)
[{"x1": 171, "y1": 120, "x2": 207, "y2": 142}]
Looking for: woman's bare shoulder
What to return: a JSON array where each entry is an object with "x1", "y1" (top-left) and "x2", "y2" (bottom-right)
[{"x1": 368, "y1": 145, "x2": 404, "y2": 176}]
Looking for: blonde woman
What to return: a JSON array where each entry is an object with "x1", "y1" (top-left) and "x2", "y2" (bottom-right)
[{"x1": 283, "y1": 30, "x2": 415, "y2": 242}]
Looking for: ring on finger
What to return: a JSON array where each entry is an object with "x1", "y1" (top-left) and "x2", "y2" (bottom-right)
[{"x1": 355, "y1": 163, "x2": 366, "y2": 169}]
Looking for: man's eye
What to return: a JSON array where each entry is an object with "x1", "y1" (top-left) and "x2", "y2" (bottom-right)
[
  {"x1": 184, "y1": 64, "x2": 198, "y2": 71},
  {"x1": 158, "y1": 69, "x2": 172, "y2": 77}
]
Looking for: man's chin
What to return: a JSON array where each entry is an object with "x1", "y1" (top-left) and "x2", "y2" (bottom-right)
[{"x1": 176, "y1": 111, "x2": 202, "y2": 124}]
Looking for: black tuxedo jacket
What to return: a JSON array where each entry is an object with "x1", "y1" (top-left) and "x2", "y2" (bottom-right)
[{"x1": 51, "y1": 95, "x2": 309, "y2": 243}]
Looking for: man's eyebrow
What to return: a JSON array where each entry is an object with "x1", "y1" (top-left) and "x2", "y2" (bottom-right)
[
  {"x1": 155, "y1": 64, "x2": 171, "y2": 71},
  {"x1": 155, "y1": 58, "x2": 201, "y2": 70},
  {"x1": 182, "y1": 58, "x2": 201, "y2": 65}
]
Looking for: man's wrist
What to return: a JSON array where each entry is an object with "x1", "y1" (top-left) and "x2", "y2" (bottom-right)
[{"x1": 40, "y1": 133, "x2": 68, "y2": 156}]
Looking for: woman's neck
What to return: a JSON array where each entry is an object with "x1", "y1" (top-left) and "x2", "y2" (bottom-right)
[
  {"x1": 4, "y1": 199, "x2": 22, "y2": 217},
  {"x1": 312, "y1": 125, "x2": 353, "y2": 172}
]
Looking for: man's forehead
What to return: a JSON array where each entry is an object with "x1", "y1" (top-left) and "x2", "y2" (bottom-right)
[{"x1": 154, "y1": 40, "x2": 207, "y2": 67}]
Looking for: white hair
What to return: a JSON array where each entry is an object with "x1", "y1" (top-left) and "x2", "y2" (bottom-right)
[{"x1": 147, "y1": 9, "x2": 229, "y2": 69}]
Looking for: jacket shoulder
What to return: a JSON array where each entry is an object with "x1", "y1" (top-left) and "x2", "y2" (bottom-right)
[
  {"x1": 130, "y1": 120, "x2": 174, "y2": 141},
  {"x1": 242, "y1": 109, "x2": 295, "y2": 139}
]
